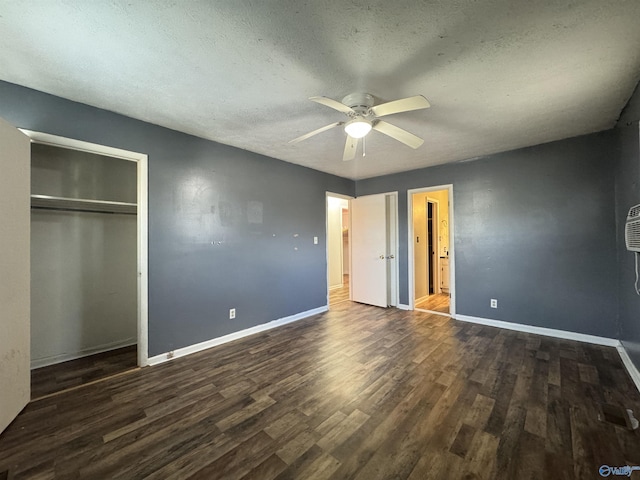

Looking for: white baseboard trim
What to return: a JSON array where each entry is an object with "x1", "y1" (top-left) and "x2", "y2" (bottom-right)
[
  {"x1": 31, "y1": 339, "x2": 137, "y2": 370},
  {"x1": 147, "y1": 306, "x2": 329, "y2": 366},
  {"x1": 397, "y1": 303, "x2": 411, "y2": 311},
  {"x1": 455, "y1": 314, "x2": 620, "y2": 347},
  {"x1": 617, "y1": 345, "x2": 640, "y2": 394}
]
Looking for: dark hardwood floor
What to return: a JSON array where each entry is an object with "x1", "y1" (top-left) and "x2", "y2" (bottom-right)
[
  {"x1": 2, "y1": 302, "x2": 640, "y2": 479},
  {"x1": 416, "y1": 292, "x2": 450, "y2": 314},
  {"x1": 30, "y1": 345, "x2": 138, "y2": 399}
]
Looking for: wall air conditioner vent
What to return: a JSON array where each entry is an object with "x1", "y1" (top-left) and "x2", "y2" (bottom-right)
[
  {"x1": 628, "y1": 204, "x2": 640, "y2": 221},
  {"x1": 626, "y1": 221, "x2": 640, "y2": 252},
  {"x1": 625, "y1": 204, "x2": 640, "y2": 252}
]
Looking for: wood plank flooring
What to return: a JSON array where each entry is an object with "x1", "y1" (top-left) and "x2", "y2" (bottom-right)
[
  {"x1": 416, "y1": 292, "x2": 450, "y2": 314},
  {"x1": 329, "y1": 274, "x2": 350, "y2": 305},
  {"x1": 31, "y1": 345, "x2": 138, "y2": 399},
  {"x1": 2, "y1": 302, "x2": 640, "y2": 479}
]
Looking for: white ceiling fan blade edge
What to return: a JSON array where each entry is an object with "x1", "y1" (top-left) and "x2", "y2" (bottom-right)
[
  {"x1": 289, "y1": 122, "x2": 342, "y2": 144},
  {"x1": 343, "y1": 136, "x2": 358, "y2": 161},
  {"x1": 373, "y1": 121, "x2": 424, "y2": 149},
  {"x1": 309, "y1": 96, "x2": 355, "y2": 114},
  {"x1": 371, "y1": 95, "x2": 430, "y2": 117}
]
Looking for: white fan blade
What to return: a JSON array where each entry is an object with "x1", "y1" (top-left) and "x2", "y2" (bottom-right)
[
  {"x1": 343, "y1": 136, "x2": 358, "y2": 161},
  {"x1": 310, "y1": 96, "x2": 355, "y2": 114},
  {"x1": 373, "y1": 120, "x2": 424, "y2": 149},
  {"x1": 371, "y1": 95, "x2": 430, "y2": 117},
  {"x1": 289, "y1": 122, "x2": 342, "y2": 144}
]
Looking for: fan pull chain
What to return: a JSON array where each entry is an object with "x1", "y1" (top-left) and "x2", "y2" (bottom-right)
[{"x1": 363, "y1": 135, "x2": 366, "y2": 157}]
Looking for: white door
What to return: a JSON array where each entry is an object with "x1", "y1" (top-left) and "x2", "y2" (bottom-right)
[
  {"x1": 0, "y1": 118, "x2": 31, "y2": 434},
  {"x1": 351, "y1": 194, "x2": 388, "y2": 307}
]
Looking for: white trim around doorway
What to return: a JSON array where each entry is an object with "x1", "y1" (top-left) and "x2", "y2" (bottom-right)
[
  {"x1": 20, "y1": 130, "x2": 150, "y2": 367},
  {"x1": 386, "y1": 192, "x2": 400, "y2": 308},
  {"x1": 407, "y1": 185, "x2": 455, "y2": 316}
]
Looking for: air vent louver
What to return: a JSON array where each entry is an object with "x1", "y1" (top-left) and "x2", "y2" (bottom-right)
[
  {"x1": 628, "y1": 204, "x2": 640, "y2": 221},
  {"x1": 625, "y1": 204, "x2": 640, "y2": 252}
]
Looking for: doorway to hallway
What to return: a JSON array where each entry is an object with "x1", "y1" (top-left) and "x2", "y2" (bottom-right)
[{"x1": 327, "y1": 194, "x2": 351, "y2": 306}]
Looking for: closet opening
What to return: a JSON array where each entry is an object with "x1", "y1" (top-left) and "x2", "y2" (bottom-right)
[{"x1": 24, "y1": 131, "x2": 148, "y2": 399}]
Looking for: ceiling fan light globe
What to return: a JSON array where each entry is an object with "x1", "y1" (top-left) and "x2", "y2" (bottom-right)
[{"x1": 344, "y1": 119, "x2": 372, "y2": 139}]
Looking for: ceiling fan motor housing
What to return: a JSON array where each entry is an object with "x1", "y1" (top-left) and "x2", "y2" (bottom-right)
[
  {"x1": 342, "y1": 93, "x2": 375, "y2": 118},
  {"x1": 289, "y1": 92, "x2": 428, "y2": 156}
]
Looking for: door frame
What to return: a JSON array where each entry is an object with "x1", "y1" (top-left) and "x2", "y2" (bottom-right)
[
  {"x1": 326, "y1": 192, "x2": 353, "y2": 306},
  {"x1": 407, "y1": 185, "x2": 455, "y2": 316},
  {"x1": 20, "y1": 130, "x2": 150, "y2": 367},
  {"x1": 385, "y1": 192, "x2": 400, "y2": 307}
]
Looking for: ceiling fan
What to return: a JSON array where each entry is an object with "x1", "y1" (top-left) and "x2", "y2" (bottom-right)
[{"x1": 289, "y1": 93, "x2": 430, "y2": 161}]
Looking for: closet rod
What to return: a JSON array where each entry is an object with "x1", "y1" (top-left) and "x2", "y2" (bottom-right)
[
  {"x1": 31, "y1": 206, "x2": 136, "y2": 215},
  {"x1": 30, "y1": 194, "x2": 137, "y2": 215}
]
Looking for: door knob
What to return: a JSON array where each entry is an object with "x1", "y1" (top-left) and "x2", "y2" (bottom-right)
[
  {"x1": 386, "y1": 254, "x2": 395, "y2": 259},
  {"x1": 379, "y1": 255, "x2": 385, "y2": 259}
]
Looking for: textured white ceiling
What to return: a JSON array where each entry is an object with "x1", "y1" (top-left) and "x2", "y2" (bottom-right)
[{"x1": 1, "y1": 1, "x2": 639, "y2": 180}]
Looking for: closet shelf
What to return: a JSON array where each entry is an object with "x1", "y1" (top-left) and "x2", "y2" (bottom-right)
[{"x1": 31, "y1": 195, "x2": 137, "y2": 215}]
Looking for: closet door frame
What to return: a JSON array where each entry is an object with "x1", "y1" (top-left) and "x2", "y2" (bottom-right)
[{"x1": 21, "y1": 130, "x2": 149, "y2": 367}]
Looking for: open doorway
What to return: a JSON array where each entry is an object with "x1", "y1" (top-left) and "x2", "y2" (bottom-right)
[
  {"x1": 409, "y1": 186, "x2": 454, "y2": 316},
  {"x1": 327, "y1": 194, "x2": 351, "y2": 306}
]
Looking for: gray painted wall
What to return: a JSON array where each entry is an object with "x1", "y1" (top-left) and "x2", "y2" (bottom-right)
[
  {"x1": 0, "y1": 81, "x2": 354, "y2": 357},
  {"x1": 615, "y1": 80, "x2": 640, "y2": 369},
  {"x1": 2, "y1": 78, "x2": 637, "y2": 366},
  {"x1": 357, "y1": 132, "x2": 619, "y2": 338}
]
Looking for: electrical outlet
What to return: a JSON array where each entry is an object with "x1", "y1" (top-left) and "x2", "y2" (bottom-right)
[
  {"x1": 314, "y1": 236, "x2": 318, "y2": 244},
  {"x1": 490, "y1": 299, "x2": 498, "y2": 308},
  {"x1": 229, "y1": 308, "x2": 236, "y2": 319}
]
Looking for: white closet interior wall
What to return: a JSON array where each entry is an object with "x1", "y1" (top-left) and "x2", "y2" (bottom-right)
[{"x1": 30, "y1": 143, "x2": 137, "y2": 368}]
